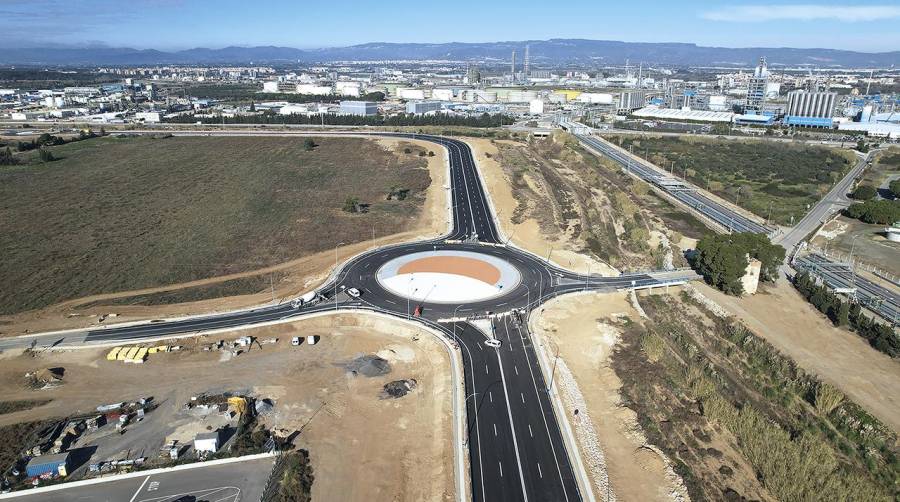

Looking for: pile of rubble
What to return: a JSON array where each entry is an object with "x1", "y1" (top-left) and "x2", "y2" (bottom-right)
[{"x1": 382, "y1": 379, "x2": 417, "y2": 399}]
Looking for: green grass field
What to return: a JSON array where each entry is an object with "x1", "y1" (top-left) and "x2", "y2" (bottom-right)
[
  {"x1": 606, "y1": 135, "x2": 855, "y2": 225},
  {"x1": 0, "y1": 135, "x2": 432, "y2": 315}
]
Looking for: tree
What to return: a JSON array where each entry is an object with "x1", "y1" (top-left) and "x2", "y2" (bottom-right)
[
  {"x1": 844, "y1": 200, "x2": 900, "y2": 225},
  {"x1": 836, "y1": 302, "x2": 850, "y2": 327},
  {"x1": 342, "y1": 197, "x2": 359, "y2": 213},
  {"x1": 0, "y1": 146, "x2": 17, "y2": 166},
  {"x1": 889, "y1": 179, "x2": 900, "y2": 199},
  {"x1": 692, "y1": 232, "x2": 786, "y2": 294},
  {"x1": 303, "y1": 138, "x2": 316, "y2": 151},
  {"x1": 849, "y1": 184, "x2": 877, "y2": 200},
  {"x1": 38, "y1": 147, "x2": 55, "y2": 163},
  {"x1": 249, "y1": 102, "x2": 256, "y2": 112},
  {"x1": 856, "y1": 139, "x2": 869, "y2": 153}
]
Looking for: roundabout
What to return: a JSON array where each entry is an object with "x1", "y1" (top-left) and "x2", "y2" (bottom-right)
[{"x1": 376, "y1": 250, "x2": 520, "y2": 303}]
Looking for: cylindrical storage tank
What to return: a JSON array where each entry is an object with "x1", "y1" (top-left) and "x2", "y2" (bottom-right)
[
  {"x1": 432, "y1": 89, "x2": 454, "y2": 101},
  {"x1": 472, "y1": 91, "x2": 497, "y2": 103}
]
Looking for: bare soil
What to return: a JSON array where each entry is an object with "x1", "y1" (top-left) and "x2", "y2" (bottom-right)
[
  {"x1": 698, "y1": 280, "x2": 900, "y2": 432},
  {"x1": 0, "y1": 313, "x2": 454, "y2": 502},
  {"x1": 531, "y1": 292, "x2": 687, "y2": 501}
]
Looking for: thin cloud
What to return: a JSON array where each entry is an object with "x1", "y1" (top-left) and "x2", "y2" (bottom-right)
[{"x1": 702, "y1": 4, "x2": 900, "y2": 22}]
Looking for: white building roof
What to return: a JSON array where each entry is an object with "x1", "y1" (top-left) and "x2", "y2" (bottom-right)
[{"x1": 632, "y1": 106, "x2": 734, "y2": 123}]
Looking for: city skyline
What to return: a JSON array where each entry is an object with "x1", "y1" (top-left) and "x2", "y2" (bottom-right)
[{"x1": 1, "y1": 0, "x2": 900, "y2": 52}]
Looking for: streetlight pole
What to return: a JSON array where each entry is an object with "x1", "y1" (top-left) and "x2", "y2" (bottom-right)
[{"x1": 334, "y1": 241, "x2": 345, "y2": 312}]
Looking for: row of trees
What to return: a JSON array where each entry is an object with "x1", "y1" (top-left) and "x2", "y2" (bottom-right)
[
  {"x1": 165, "y1": 111, "x2": 514, "y2": 128},
  {"x1": 15, "y1": 129, "x2": 103, "y2": 153},
  {"x1": 793, "y1": 272, "x2": 899, "y2": 358},
  {"x1": 692, "y1": 232, "x2": 786, "y2": 295},
  {"x1": 844, "y1": 199, "x2": 900, "y2": 225}
]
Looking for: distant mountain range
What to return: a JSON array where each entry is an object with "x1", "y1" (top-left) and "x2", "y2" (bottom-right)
[{"x1": 2, "y1": 39, "x2": 898, "y2": 67}]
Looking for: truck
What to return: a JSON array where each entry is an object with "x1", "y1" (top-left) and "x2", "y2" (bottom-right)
[{"x1": 291, "y1": 291, "x2": 319, "y2": 309}]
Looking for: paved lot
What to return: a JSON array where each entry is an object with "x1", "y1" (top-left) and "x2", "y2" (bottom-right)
[{"x1": 7, "y1": 456, "x2": 274, "y2": 502}]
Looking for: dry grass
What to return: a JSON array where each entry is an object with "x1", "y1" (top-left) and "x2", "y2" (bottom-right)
[{"x1": 0, "y1": 136, "x2": 431, "y2": 314}]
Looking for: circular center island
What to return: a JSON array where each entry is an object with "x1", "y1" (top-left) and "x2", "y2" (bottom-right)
[{"x1": 376, "y1": 250, "x2": 520, "y2": 304}]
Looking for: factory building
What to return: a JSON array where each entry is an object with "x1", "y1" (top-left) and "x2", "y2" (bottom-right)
[
  {"x1": 617, "y1": 91, "x2": 646, "y2": 113},
  {"x1": 296, "y1": 84, "x2": 332, "y2": 95},
  {"x1": 406, "y1": 101, "x2": 442, "y2": 114},
  {"x1": 783, "y1": 90, "x2": 837, "y2": 127},
  {"x1": 744, "y1": 57, "x2": 768, "y2": 114},
  {"x1": 340, "y1": 101, "x2": 378, "y2": 116}
]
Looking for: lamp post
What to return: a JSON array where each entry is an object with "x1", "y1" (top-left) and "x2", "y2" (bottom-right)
[{"x1": 334, "y1": 241, "x2": 346, "y2": 312}]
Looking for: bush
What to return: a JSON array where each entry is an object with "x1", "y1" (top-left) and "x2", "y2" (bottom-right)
[
  {"x1": 38, "y1": 148, "x2": 55, "y2": 163},
  {"x1": 303, "y1": 138, "x2": 317, "y2": 151},
  {"x1": 849, "y1": 185, "x2": 877, "y2": 200}
]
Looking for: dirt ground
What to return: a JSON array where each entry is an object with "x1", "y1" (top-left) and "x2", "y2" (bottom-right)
[
  {"x1": 0, "y1": 138, "x2": 448, "y2": 337},
  {"x1": 698, "y1": 280, "x2": 900, "y2": 432},
  {"x1": 466, "y1": 138, "x2": 618, "y2": 275},
  {"x1": 811, "y1": 216, "x2": 900, "y2": 280},
  {"x1": 0, "y1": 313, "x2": 455, "y2": 502},
  {"x1": 530, "y1": 292, "x2": 687, "y2": 501}
]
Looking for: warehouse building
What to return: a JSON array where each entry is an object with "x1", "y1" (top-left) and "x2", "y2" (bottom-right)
[
  {"x1": 406, "y1": 101, "x2": 442, "y2": 114},
  {"x1": 339, "y1": 101, "x2": 378, "y2": 116}
]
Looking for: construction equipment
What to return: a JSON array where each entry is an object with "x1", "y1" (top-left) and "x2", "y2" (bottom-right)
[{"x1": 227, "y1": 396, "x2": 248, "y2": 415}]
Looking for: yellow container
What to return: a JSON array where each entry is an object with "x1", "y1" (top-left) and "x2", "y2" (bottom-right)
[
  {"x1": 106, "y1": 347, "x2": 122, "y2": 361},
  {"x1": 123, "y1": 346, "x2": 140, "y2": 362},
  {"x1": 116, "y1": 347, "x2": 131, "y2": 361},
  {"x1": 148, "y1": 347, "x2": 158, "y2": 354},
  {"x1": 134, "y1": 347, "x2": 148, "y2": 363}
]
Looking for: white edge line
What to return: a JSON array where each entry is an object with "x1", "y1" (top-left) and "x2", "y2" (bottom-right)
[{"x1": 127, "y1": 475, "x2": 150, "y2": 502}]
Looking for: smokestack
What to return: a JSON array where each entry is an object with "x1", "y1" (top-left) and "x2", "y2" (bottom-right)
[
  {"x1": 524, "y1": 45, "x2": 530, "y2": 81},
  {"x1": 511, "y1": 50, "x2": 516, "y2": 81}
]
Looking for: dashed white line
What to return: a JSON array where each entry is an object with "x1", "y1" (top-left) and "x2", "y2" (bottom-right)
[
  {"x1": 489, "y1": 391, "x2": 493, "y2": 403},
  {"x1": 521, "y1": 393, "x2": 525, "y2": 404},
  {"x1": 528, "y1": 424, "x2": 533, "y2": 437},
  {"x1": 537, "y1": 463, "x2": 543, "y2": 479},
  {"x1": 514, "y1": 365, "x2": 519, "y2": 376},
  {"x1": 494, "y1": 423, "x2": 498, "y2": 436}
]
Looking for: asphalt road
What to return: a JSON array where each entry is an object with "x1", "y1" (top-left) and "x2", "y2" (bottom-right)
[
  {"x1": 576, "y1": 133, "x2": 774, "y2": 235},
  {"x1": 775, "y1": 150, "x2": 874, "y2": 251},
  {"x1": 0, "y1": 131, "x2": 699, "y2": 502},
  {"x1": 6, "y1": 456, "x2": 274, "y2": 502}
]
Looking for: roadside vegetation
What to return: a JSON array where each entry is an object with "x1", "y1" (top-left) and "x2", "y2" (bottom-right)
[
  {"x1": 0, "y1": 400, "x2": 51, "y2": 416},
  {"x1": 692, "y1": 233, "x2": 785, "y2": 295},
  {"x1": 0, "y1": 135, "x2": 432, "y2": 315},
  {"x1": 606, "y1": 135, "x2": 854, "y2": 225},
  {"x1": 494, "y1": 133, "x2": 707, "y2": 271},
  {"x1": 613, "y1": 292, "x2": 898, "y2": 501},
  {"x1": 843, "y1": 199, "x2": 900, "y2": 224},
  {"x1": 792, "y1": 272, "x2": 899, "y2": 357}
]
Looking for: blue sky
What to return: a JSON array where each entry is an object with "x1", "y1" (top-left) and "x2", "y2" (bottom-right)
[{"x1": 1, "y1": 0, "x2": 899, "y2": 51}]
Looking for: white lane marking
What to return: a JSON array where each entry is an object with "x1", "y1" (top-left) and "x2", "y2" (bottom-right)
[
  {"x1": 514, "y1": 365, "x2": 519, "y2": 376},
  {"x1": 129, "y1": 476, "x2": 150, "y2": 502},
  {"x1": 485, "y1": 364, "x2": 489, "y2": 375},
  {"x1": 538, "y1": 463, "x2": 543, "y2": 479},
  {"x1": 495, "y1": 338, "x2": 530, "y2": 502},
  {"x1": 529, "y1": 424, "x2": 533, "y2": 437},
  {"x1": 507, "y1": 317, "x2": 570, "y2": 502},
  {"x1": 494, "y1": 423, "x2": 498, "y2": 436},
  {"x1": 489, "y1": 391, "x2": 493, "y2": 403},
  {"x1": 499, "y1": 462, "x2": 504, "y2": 478},
  {"x1": 521, "y1": 393, "x2": 525, "y2": 404}
]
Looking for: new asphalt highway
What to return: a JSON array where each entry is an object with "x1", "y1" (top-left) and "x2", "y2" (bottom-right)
[
  {"x1": 0, "y1": 132, "x2": 699, "y2": 501},
  {"x1": 576, "y1": 133, "x2": 774, "y2": 235}
]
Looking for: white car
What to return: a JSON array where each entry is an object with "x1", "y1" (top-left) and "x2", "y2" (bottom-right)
[
  {"x1": 346, "y1": 288, "x2": 361, "y2": 298},
  {"x1": 484, "y1": 339, "x2": 502, "y2": 348}
]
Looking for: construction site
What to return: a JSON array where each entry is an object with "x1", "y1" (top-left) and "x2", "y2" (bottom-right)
[{"x1": 0, "y1": 314, "x2": 454, "y2": 500}]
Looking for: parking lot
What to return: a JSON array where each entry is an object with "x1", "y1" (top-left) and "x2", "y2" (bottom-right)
[{"x1": 4, "y1": 455, "x2": 274, "y2": 502}]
